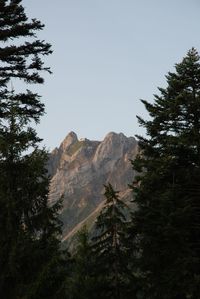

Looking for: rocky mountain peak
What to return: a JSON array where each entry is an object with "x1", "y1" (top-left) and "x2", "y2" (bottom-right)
[
  {"x1": 48, "y1": 132, "x2": 138, "y2": 242},
  {"x1": 60, "y1": 131, "x2": 78, "y2": 152},
  {"x1": 93, "y1": 132, "x2": 136, "y2": 169}
]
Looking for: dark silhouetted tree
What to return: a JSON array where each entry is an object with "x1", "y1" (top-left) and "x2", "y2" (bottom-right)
[
  {"x1": 65, "y1": 226, "x2": 97, "y2": 299},
  {"x1": 0, "y1": 1, "x2": 66, "y2": 298},
  {"x1": 92, "y1": 183, "x2": 132, "y2": 299},
  {"x1": 131, "y1": 48, "x2": 200, "y2": 299}
]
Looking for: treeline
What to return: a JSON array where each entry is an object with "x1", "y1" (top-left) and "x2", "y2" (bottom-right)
[{"x1": 0, "y1": 1, "x2": 200, "y2": 299}]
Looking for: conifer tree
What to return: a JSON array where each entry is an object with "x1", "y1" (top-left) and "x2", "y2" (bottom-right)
[
  {"x1": 131, "y1": 48, "x2": 200, "y2": 299},
  {"x1": 0, "y1": 1, "x2": 66, "y2": 298},
  {"x1": 66, "y1": 226, "x2": 96, "y2": 299},
  {"x1": 92, "y1": 183, "x2": 131, "y2": 299}
]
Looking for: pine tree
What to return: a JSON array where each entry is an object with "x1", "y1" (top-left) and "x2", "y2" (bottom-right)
[
  {"x1": 131, "y1": 48, "x2": 200, "y2": 299},
  {"x1": 0, "y1": 1, "x2": 66, "y2": 298},
  {"x1": 65, "y1": 226, "x2": 96, "y2": 299},
  {"x1": 92, "y1": 183, "x2": 131, "y2": 299}
]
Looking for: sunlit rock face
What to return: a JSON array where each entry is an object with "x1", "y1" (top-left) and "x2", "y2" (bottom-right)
[{"x1": 48, "y1": 132, "x2": 138, "y2": 241}]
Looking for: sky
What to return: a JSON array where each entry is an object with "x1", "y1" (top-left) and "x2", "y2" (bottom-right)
[{"x1": 22, "y1": 0, "x2": 200, "y2": 150}]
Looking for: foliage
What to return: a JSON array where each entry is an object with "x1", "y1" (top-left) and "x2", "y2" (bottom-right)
[
  {"x1": 65, "y1": 226, "x2": 97, "y2": 299},
  {"x1": 131, "y1": 48, "x2": 200, "y2": 299},
  {"x1": 92, "y1": 183, "x2": 132, "y2": 299},
  {"x1": 0, "y1": 1, "x2": 66, "y2": 298}
]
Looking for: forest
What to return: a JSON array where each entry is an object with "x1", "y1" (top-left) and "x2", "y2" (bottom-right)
[{"x1": 0, "y1": 1, "x2": 199, "y2": 299}]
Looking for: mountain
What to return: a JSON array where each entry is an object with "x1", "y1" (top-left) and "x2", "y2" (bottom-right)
[{"x1": 48, "y1": 132, "x2": 138, "y2": 242}]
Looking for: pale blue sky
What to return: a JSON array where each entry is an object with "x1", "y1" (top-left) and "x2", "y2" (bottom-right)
[{"x1": 22, "y1": 0, "x2": 200, "y2": 150}]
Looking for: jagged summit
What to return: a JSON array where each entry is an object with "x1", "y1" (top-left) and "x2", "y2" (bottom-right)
[
  {"x1": 67, "y1": 131, "x2": 77, "y2": 138},
  {"x1": 48, "y1": 132, "x2": 138, "y2": 241},
  {"x1": 104, "y1": 131, "x2": 125, "y2": 138},
  {"x1": 60, "y1": 131, "x2": 78, "y2": 152}
]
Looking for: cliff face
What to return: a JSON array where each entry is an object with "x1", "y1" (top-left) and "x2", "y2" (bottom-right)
[{"x1": 48, "y1": 132, "x2": 138, "y2": 241}]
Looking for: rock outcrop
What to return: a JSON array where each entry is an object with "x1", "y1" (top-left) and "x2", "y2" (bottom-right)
[{"x1": 48, "y1": 132, "x2": 138, "y2": 241}]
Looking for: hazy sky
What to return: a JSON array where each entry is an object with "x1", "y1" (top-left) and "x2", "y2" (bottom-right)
[{"x1": 22, "y1": 0, "x2": 200, "y2": 150}]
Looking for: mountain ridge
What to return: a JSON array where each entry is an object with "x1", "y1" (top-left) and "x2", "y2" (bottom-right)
[{"x1": 48, "y1": 131, "x2": 138, "y2": 242}]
